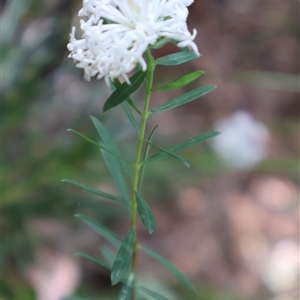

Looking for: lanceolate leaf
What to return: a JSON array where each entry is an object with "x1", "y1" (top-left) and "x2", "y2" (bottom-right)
[
  {"x1": 126, "y1": 98, "x2": 142, "y2": 115},
  {"x1": 75, "y1": 214, "x2": 122, "y2": 248},
  {"x1": 67, "y1": 129, "x2": 132, "y2": 165},
  {"x1": 135, "y1": 191, "x2": 156, "y2": 234},
  {"x1": 139, "y1": 125, "x2": 160, "y2": 191},
  {"x1": 143, "y1": 132, "x2": 220, "y2": 165},
  {"x1": 117, "y1": 272, "x2": 135, "y2": 300},
  {"x1": 75, "y1": 251, "x2": 111, "y2": 272},
  {"x1": 150, "y1": 86, "x2": 216, "y2": 113},
  {"x1": 111, "y1": 79, "x2": 142, "y2": 115},
  {"x1": 103, "y1": 70, "x2": 146, "y2": 112},
  {"x1": 139, "y1": 286, "x2": 168, "y2": 300},
  {"x1": 102, "y1": 150, "x2": 131, "y2": 211},
  {"x1": 153, "y1": 71, "x2": 204, "y2": 92},
  {"x1": 100, "y1": 247, "x2": 115, "y2": 268},
  {"x1": 61, "y1": 179, "x2": 127, "y2": 203},
  {"x1": 91, "y1": 117, "x2": 131, "y2": 204},
  {"x1": 111, "y1": 228, "x2": 135, "y2": 285},
  {"x1": 139, "y1": 245, "x2": 196, "y2": 294},
  {"x1": 156, "y1": 51, "x2": 200, "y2": 66},
  {"x1": 143, "y1": 139, "x2": 190, "y2": 168},
  {"x1": 121, "y1": 102, "x2": 139, "y2": 133}
]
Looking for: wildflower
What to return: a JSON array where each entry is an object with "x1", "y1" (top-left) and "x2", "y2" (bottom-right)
[{"x1": 67, "y1": 0, "x2": 199, "y2": 83}]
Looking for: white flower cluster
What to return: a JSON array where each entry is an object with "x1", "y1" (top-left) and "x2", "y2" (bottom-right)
[{"x1": 67, "y1": 0, "x2": 199, "y2": 83}]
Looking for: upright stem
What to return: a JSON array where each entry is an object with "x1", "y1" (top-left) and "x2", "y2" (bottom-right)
[{"x1": 131, "y1": 48, "x2": 155, "y2": 298}]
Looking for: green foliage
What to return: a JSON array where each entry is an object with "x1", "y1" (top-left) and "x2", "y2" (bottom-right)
[
  {"x1": 110, "y1": 78, "x2": 142, "y2": 116},
  {"x1": 121, "y1": 102, "x2": 139, "y2": 132},
  {"x1": 139, "y1": 124, "x2": 160, "y2": 191},
  {"x1": 69, "y1": 48, "x2": 218, "y2": 298},
  {"x1": 139, "y1": 286, "x2": 168, "y2": 300},
  {"x1": 144, "y1": 139, "x2": 190, "y2": 167},
  {"x1": 139, "y1": 245, "x2": 196, "y2": 294},
  {"x1": 135, "y1": 191, "x2": 156, "y2": 234},
  {"x1": 103, "y1": 71, "x2": 146, "y2": 112},
  {"x1": 100, "y1": 247, "x2": 116, "y2": 268},
  {"x1": 55, "y1": 44, "x2": 218, "y2": 299},
  {"x1": 143, "y1": 132, "x2": 220, "y2": 165},
  {"x1": 75, "y1": 214, "x2": 122, "y2": 248},
  {"x1": 75, "y1": 251, "x2": 111, "y2": 272},
  {"x1": 117, "y1": 273, "x2": 135, "y2": 300},
  {"x1": 126, "y1": 98, "x2": 142, "y2": 115},
  {"x1": 111, "y1": 229, "x2": 135, "y2": 286},
  {"x1": 150, "y1": 86, "x2": 216, "y2": 113},
  {"x1": 61, "y1": 179, "x2": 127, "y2": 203},
  {"x1": 66, "y1": 129, "x2": 132, "y2": 165},
  {"x1": 156, "y1": 50, "x2": 200, "y2": 66},
  {"x1": 91, "y1": 117, "x2": 132, "y2": 204},
  {"x1": 153, "y1": 71, "x2": 204, "y2": 91}
]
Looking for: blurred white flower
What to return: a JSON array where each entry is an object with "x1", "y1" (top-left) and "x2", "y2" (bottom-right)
[
  {"x1": 26, "y1": 251, "x2": 80, "y2": 300},
  {"x1": 211, "y1": 111, "x2": 269, "y2": 170},
  {"x1": 263, "y1": 240, "x2": 299, "y2": 294},
  {"x1": 67, "y1": 0, "x2": 199, "y2": 83}
]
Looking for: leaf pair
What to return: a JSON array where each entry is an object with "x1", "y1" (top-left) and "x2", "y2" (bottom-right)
[
  {"x1": 75, "y1": 214, "x2": 196, "y2": 295},
  {"x1": 103, "y1": 50, "x2": 213, "y2": 114},
  {"x1": 111, "y1": 190, "x2": 158, "y2": 286},
  {"x1": 63, "y1": 117, "x2": 132, "y2": 213},
  {"x1": 74, "y1": 214, "x2": 133, "y2": 286}
]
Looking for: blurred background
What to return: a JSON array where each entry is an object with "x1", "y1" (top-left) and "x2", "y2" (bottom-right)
[{"x1": 1, "y1": 0, "x2": 299, "y2": 299}]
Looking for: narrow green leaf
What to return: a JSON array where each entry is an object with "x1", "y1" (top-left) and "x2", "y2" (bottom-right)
[
  {"x1": 135, "y1": 191, "x2": 156, "y2": 234},
  {"x1": 139, "y1": 286, "x2": 168, "y2": 300},
  {"x1": 153, "y1": 71, "x2": 204, "y2": 92},
  {"x1": 143, "y1": 139, "x2": 190, "y2": 168},
  {"x1": 139, "y1": 125, "x2": 160, "y2": 191},
  {"x1": 75, "y1": 214, "x2": 121, "y2": 248},
  {"x1": 67, "y1": 129, "x2": 132, "y2": 165},
  {"x1": 110, "y1": 79, "x2": 142, "y2": 115},
  {"x1": 100, "y1": 247, "x2": 115, "y2": 268},
  {"x1": 143, "y1": 132, "x2": 220, "y2": 165},
  {"x1": 103, "y1": 70, "x2": 146, "y2": 112},
  {"x1": 61, "y1": 179, "x2": 127, "y2": 203},
  {"x1": 111, "y1": 229, "x2": 135, "y2": 285},
  {"x1": 91, "y1": 117, "x2": 131, "y2": 204},
  {"x1": 126, "y1": 98, "x2": 142, "y2": 115},
  {"x1": 102, "y1": 151, "x2": 132, "y2": 210},
  {"x1": 139, "y1": 245, "x2": 196, "y2": 293},
  {"x1": 150, "y1": 86, "x2": 216, "y2": 113},
  {"x1": 91, "y1": 116, "x2": 132, "y2": 179},
  {"x1": 156, "y1": 51, "x2": 200, "y2": 66},
  {"x1": 75, "y1": 251, "x2": 111, "y2": 272},
  {"x1": 121, "y1": 102, "x2": 139, "y2": 133},
  {"x1": 117, "y1": 272, "x2": 135, "y2": 300}
]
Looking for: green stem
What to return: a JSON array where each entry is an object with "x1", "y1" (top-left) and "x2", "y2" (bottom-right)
[{"x1": 131, "y1": 48, "x2": 155, "y2": 299}]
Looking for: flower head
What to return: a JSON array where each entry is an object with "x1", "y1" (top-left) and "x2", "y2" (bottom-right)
[{"x1": 67, "y1": 0, "x2": 199, "y2": 83}]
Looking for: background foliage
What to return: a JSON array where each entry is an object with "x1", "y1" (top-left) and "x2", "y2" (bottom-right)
[{"x1": 2, "y1": 0, "x2": 299, "y2": 299}]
